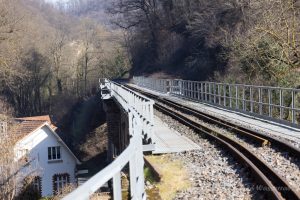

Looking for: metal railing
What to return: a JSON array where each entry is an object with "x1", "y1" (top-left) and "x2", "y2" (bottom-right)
[
  {"x1": 63, "y1": 79, "x2": 154, "y2": 200},
  {"x1": 109, "y1": 80, "x2": 154, "y2": 142},
  {"x1": 133, "y1": 77, "x2": 171, "y2": 93},
  {"x1": 133, "y1": 76, "x2": 300, "y2": 126}
]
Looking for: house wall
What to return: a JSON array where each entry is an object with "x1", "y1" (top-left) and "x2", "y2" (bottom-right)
[{"x1": 16, "y1": 126, "x2": 77, "y2": 197}]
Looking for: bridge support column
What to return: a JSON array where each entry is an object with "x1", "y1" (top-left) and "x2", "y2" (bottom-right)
[
  {"x1": 103, "y1": 99, "x2": 121, "y2": 162},
  {"x1": 103, "y1": 99, "x2": 130, "y2": 162}
]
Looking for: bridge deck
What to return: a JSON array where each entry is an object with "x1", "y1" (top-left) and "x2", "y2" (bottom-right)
[{"x1": 152, "y1": 116, "x2": 201, "y2": 154}]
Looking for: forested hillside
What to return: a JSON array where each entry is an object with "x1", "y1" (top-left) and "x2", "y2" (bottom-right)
[
  {"x1": 1, "y1": 0, "x2": 300, "y2": 116},
  {"x1": 108, "y1": 0, "x2": 300, "y2": 87},
  {"x1": 0, "y1": 0, "x2": 129, "y2": 117}
]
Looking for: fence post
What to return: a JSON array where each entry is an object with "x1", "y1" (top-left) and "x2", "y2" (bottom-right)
[
  {"x1": 113, "y1": 172, "x2": 122, "y2": 200},
  {"x1": 223, "y1": 84, "x2": 227, "y2": 107},
  {"x1": 190, "y1": 82, "x2": 192, "y2": 99},
  {"x1": 259, "y1": 87, "x2": 262, "y2": 115},
  {"x1": 214, "y1": 83, "x2": 217, "y2": 104},
  {"x1": 201, "y1": 83, "x2": 204, "y2": 101},
  {"x1": 250, "y1": 87, "x2": 253, "y2": 113},
  {"x1": 229, "y1": 85, "x2": 232, "y2": 108},
  {"x1": 218, "y1": 84, "x2": 221, "y2": 105},
  {"x1": 268, "y1": 89, "x2": 272, "y2": 117},
  {"x1": 198, "y1": 82, "x2": 201, "y2": 101},
  {"x1": 208, "y1": 83, "x2": 211, "y2": 102},
  {"x1": 280, "y1": 89, "x2": 283, "y2": 120},
  {"x1": 242, "y1": 86, "x2": 245, "y2": 111},
  {"x1": 192, "y1": 82, "x2": 194, "y2": 99},
  {"x1": 194, "y1": 82, "x2": 197, "y2": 99},
  {"x1": 236, "y1": 85, "x2": 239, "y2": 109},
  {"x1": 204, "y1": 82, "x2": 208, "y2": 101},
  {"x1": 292, "y1": 90, "x2": 295, "y2": 123}
]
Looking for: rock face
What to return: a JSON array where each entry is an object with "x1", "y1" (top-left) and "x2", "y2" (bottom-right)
[{"x1": 155, "y1": 111, "x2": 263, "y2": 200}]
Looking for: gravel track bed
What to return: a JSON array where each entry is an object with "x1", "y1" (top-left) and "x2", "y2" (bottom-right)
[
  {"x1": 130, "y1": 84, "x2": 300, "y2": 197},
  {"x1": 233, "y1": 135, "x2": 300, "y2": 192},
  {"x1": 166, "y1": 96, "x2": 300, "y2": 149},
  {"x1": 154, "y1": 111, "x2": 262, "y2": 200},
  {"x1": 157, "y1": 102, "x2": 300, "y2": 194}
]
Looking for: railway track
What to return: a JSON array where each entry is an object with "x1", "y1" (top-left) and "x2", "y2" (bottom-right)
[{"x1": 125, "y1": 84, "x2": 300, "y2": 200}]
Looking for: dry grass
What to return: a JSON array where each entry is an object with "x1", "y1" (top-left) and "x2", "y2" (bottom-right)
[
  {"x1": 90, "y1": 192, "x2": 111, "y2": 200},
  {"x1": 78, "y1": 123, "x2": 108, "y2": 161},
  {"x1": 145, "y1": 155, "x2": 191, "y2": 200},
  {"x1": 50, "y1": 184, "x2": 76, "y2": 200}
]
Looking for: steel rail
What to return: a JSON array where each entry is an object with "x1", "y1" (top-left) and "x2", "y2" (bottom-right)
[
  {"x1": 160, "y1": 97, "x2": 300, "y2": 157},
  {"x1": 155, "y1": 103, "x2": 300, "y2": 200},
  {"x1": 126, "y1": 86, "x2": 269, "y2": 145},
  {"x1": 126, "y1": 85, "x2": 300, "y2": 200}
]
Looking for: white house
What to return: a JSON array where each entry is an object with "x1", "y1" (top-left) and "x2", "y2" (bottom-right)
[{"x1": 14, "y1": 116, "x2": 81, "y2": 197}]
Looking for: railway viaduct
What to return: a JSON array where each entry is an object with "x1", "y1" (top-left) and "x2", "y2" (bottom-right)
[{"x1": 63, "y1": 77, "x2": 300, "y2": 200}]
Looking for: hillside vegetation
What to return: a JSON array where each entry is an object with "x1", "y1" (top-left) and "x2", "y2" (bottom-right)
[
  {"x1": 0, "y1": 1, "x2": 123, "y2": 198},
  {"x1": 0, "y1": 0, "x2": 129, "y2": 117},
  {"x1": 1, "y1": 0, "x2": 299, "y2": 117},
  {"x1": 108, "y1": 0, "x2": 300, "y2": 87}
]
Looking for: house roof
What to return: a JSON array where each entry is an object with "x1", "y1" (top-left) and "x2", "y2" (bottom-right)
[
  {"x1": 16, "y1": 115, "x2": 57, "y2": 131},
  {"x1": 17, "y1": 115, "x2": 51, "y2": 122},
  {"x1": 15, "y1": 120, "x2": 45, "y2": 140},
  {"x1": 14, "y1": 115, "x2": 81, "y2": 164}
]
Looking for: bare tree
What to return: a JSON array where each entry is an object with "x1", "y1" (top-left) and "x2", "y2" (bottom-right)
[
  {"x1": 0, "y1": 102, "x2": 19, "y2": 200},
  {"x1": 254, "y1": 0, "x2": 300, "y2": 70},
  {"x1": 227, "y1": 0, "x2": 300, "y2": 84},
  {"x1": 76, "y1": 18, "x2": 103, "y2": 95},
  {"x1": 50, "y1": 29, "x2": 68, "y2": 94},
  {"x1": 109, "y1": 0, "x2": 161, "y2": 60}
]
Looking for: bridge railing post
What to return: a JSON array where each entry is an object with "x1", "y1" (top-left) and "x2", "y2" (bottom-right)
[
  {"x1": 292, "y1": 90, "x2": 295, "y2": 124},
  {"x1": 113, "y1": 172, "x2": 122, "y2": 200},
  {"x1": 235, "y1": 85, "x2": 239, "y2": 109}
]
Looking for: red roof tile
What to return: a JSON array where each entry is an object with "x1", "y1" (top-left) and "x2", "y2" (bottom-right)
[
  {"x1": 14, "y1": 115, "x2": 57, "y2": 141},
  {"x1": 17, "y1": 115, "x2": 51, "y2": 123}
]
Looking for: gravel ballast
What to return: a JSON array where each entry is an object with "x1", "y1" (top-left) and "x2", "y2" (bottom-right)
[
  {"x1": 156, "y1": 103, "x2": 300, "y2": 196},
  {"x1": 155, "y1": 111, "x2": 263, "y2": 200}
]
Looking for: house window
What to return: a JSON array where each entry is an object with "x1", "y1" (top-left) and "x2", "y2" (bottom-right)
[
  {"x1": 33, "y1": 176, "x2": 42, "y2": 195},
  {"x1": 48, "y1": 146, "x2": 61, "y2": 160},
  {"x1": 53, "y1": 173, "x2": 70, "y2": 194}
]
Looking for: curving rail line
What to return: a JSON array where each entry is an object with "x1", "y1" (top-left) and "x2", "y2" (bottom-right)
[{"x1": 126, "y1": 84, "x2": 300, "y2": 200}]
